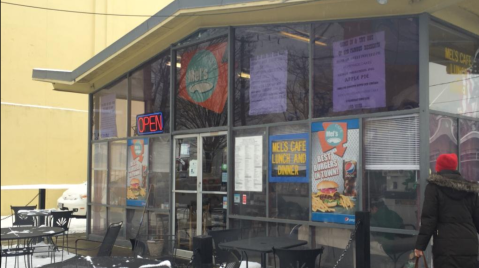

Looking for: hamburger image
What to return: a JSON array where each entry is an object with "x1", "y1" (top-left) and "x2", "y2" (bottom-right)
[
  {"x1": 127, "y1": 178, "x2": 146, "y2": 199},
  {"x1": 316, "y1": 180, "x2": 341, "y2": 208}
]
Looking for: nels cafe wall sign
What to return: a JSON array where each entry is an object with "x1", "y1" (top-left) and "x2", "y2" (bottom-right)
[
  {"x1": 136, "y1": 112, "x2": 164, "y2": 135},
  {"x1": 178, "y1": 42, "x2": 228, "y2": 114}
]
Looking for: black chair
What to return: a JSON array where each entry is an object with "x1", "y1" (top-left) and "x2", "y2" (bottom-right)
[
  {"x1": 67, "y1": 221, "x2": 123, "y2": 257},
  {"x1": 273, "y1": 247, "x2": 324, "y2": 268},
  {"x1": 2, "y1": 246, "x2": 35, "y2": 268},
  {"x1": 49, "y1": 211, "x2": 74, "y2": 260},
  {"x1": 11, "y1": 206, "x2": 37, "y2": 227}
]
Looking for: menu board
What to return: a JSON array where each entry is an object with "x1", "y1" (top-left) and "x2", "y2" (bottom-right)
[
  {"x1": 100, "y1": 93, "x2": 118, "y2": 138},
  {"x1": 249, "y1": 51, "x2": 288, "y2": 115},
  {"x1": 269, "y1": 133, "x2": 309, "y2": 183},
  {"x1": 127, "y1": 139, "x2": 149, "y2": 207},
  {"x1": 311, "y1": 119, "x2": 359, "y2": 225},
  {"x1": 333, "y1": 31, "x2": 386, "y2": 112},
  {"x1": 235, "y1": 136, "x2": 263, "y2": 192}
]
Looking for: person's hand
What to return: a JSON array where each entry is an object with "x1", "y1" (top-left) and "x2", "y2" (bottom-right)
[{"x1": 414, "y1": 249, "x2": 423, "y2": 257}]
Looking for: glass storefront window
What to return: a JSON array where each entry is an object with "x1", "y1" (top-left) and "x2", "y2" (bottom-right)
[
  {"x1": 126, "y1": 209, "x2": 148, "y2": 240},
  {"x1": 313, "y1": 18, "x2": 419, "y2": 117},
  {"x1": 92, "y1": 77, "x2": 129, "y2": 140},
  {"x1": 175, "y1": 36, "x2": 228, "y2": 130},
  {"x1": 130, "y1": 51, "x2": 171, "y2": 136},
  {"x1": 429, "y1": 114, "x2": 458, "y2": 173},
  {"x1": 459, "y1": 119, "x2": 479, "y2": 181},
  {"x1": 109, "y1": 141, "x2": 127, "y2": 206},
  {"x1": 232, "y1": 128, "x2": 267, "y2": 217},
  {"x1": 92, "y1": 143, "x2": 108, "y2": 204},
  {"x1": 91, "y1": 205, "x2": 107, "y2": 236},
  {"x1": 429, "y1": 22, "x2": 479, "y2": 118},
  {"x1": 234, "y1": 24, "x2": 310, "y2": 126},
  {"x1": 108, "y1": 207, "x2": 126, "y2": 238},
  {"x1": 268, "y1": 124, "x2": 309, "y2": 221},
  {"x1": 149, "y1": 136, "x2": 171, "y2": 208},
  {"x1": 370, "y1": 232, "x2": 418, "y2": 268},
  {"x1": 312, "y1": 226, "x2": 354, "y2": 268}
]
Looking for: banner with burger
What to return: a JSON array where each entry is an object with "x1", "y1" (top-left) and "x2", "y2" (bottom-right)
[
  {"x1": 311, "y1": 119, "x2": 359, "y2": 225},
  {"x1": 127, "y1": 139, "x2": 149, "y2": 207}
]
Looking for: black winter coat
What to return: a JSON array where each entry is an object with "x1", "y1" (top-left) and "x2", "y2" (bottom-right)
[{"x1": 415, "y1": 170, "x2": 479, "y2": 268}]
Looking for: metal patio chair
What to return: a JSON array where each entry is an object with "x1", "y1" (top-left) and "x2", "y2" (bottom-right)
[{"x1": 273, "y1": 247, "x2": 324, "y2": 268}]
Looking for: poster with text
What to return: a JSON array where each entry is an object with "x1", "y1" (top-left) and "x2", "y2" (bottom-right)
[
  {"x1": 311, "y1": 119, "x2": 359, "y2": 225},
  {"x1": 127, "y1": 139, "x2": 149, "y2": 207},
  {"x1": 333, "y1": 31, "x2": 386, "y2": 112},
  {"x1": 235, "y1": 136, "x2": 263, "y2": 192},
  {"x1": 178, "y1": 42, "x2": 228, "y2": 114},
  {"x1": 100, "y1": 93, "x2": 118, "y2": 138},
  {"x1": 249, "y1": 51, "x2": 288, "y2": 115},
  {"x1": 269, "y1": 133, "x2": 309, "y2": 183}
]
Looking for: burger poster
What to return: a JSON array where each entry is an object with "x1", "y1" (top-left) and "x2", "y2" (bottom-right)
[
  {"x1": 311, "y1": 119, "x2": 359, "y2": 225},
  {"x1": 127, "y1": 139, "x2": 149, "y2": 207},
  {"x1": 178, "y1": 42, "x2": 228, "y2": 114}
]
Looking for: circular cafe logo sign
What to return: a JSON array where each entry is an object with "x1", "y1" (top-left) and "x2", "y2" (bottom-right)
[
  {"x1": 325, "y1": 124, "x2": 344, "y2": 146},
  {"x1": 186, "y1": 50, "x2": 218, "y2": 103}
]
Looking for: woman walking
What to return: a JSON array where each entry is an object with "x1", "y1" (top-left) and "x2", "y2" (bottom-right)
[{"x1": 415, "y1": 153, "x2": 479, "y2": 268}]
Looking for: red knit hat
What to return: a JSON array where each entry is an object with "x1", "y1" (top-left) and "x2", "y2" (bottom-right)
[{"x1": 435, "y1": 153, "x2": 458, "y2": 172}]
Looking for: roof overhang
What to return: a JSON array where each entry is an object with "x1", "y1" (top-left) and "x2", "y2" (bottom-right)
[{"x1": 32, "y1": 0, "x2": 479, "y2": 94}]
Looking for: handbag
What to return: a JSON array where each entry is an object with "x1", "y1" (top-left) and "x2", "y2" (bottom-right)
[{"x1": 415, "y1": 255, "x2": 429, "y2": 268}]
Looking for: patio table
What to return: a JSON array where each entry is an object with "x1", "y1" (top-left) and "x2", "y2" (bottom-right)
[
  {"x1": 219, "y1": 236, "x2": 307, "y2": 268},
  {"x1": 18, "y1": 209, "x2": 55, "y2": 226},
  {"x1": 38, "y1": 256, "x2": 171, "y2": 267}
]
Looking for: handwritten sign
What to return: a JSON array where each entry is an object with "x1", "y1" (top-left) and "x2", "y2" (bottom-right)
[
  {"x1": 269, "y1": 133, "x2": 309, "y2": 183},
  {"x1": 333, "y1": 31, "x2": 386, "y2": 112}
]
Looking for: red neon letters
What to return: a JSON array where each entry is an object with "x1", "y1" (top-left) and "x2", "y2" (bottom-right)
[{"x1": 137, "y1": 113, "x2": 163, "y2": 135}]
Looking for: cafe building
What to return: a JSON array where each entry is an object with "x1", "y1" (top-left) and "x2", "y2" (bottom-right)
[{"x1": 33, "y1": 0, "x2": 479, "y2": 267}]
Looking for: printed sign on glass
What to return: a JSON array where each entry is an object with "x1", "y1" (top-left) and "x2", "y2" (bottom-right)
[
  {"x1": 127, "y1": 139, "x2": 149, "y2": 207},
  {"x1": 100, "y1": 93, "x2": 118, "y2": 138},
  {"x1": 178, "y1": 42, "x2": 228, "y2": 114},
  {"x1": 234, "y1": 136, "x2": 263, "y2": 192},
  {"x1": 311, "y1": 119, "x2": 359, "y2": 225},
  {"x1": 269, "y1": 133, "x2": 309, "y2": 183},
  {"x1": 333, "y1": 31, "x2": 386, "y2": 112}
]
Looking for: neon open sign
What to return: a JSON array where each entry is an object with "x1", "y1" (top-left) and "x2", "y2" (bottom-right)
[{"x1": 136, "y1": 112, "x2": 164, "y2": 135}]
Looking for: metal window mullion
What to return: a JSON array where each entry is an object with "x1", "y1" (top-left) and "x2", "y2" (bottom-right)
[
  {"x1": 227, "y1": 26, "x2": 235, "y2": 229},
  {"x1": 266, "y1": 126, "x2": 270, "y2": 219},
  {"x1": 87, "y1": 93, "x2": 93, "y2": 238},
  {"x1": 198, "y1": 135, "x2": 203, "y2": 234},
  {"x1": 358, "y1": 118, "x2": 363, "y2": 211},
  {"x1": 170, "y1": 46, "x2": 175, "y2": 236}
]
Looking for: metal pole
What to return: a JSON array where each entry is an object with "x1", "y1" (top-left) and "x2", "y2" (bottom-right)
[
  {"x1": 39, "y1": 189, "x2": 46, "y2": 225},
  {"x1": 355, "y1": 211, "x2": 370, "y2": 268}
]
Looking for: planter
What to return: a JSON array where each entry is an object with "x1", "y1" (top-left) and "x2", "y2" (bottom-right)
[{"x1": 147, "y1": 239, "x2": 164, "y2": 258}]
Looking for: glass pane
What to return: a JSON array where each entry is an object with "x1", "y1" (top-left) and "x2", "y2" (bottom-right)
[
  {"x1": 92, "y1": 143, "x2": 108, "y2": 204},
  {"x1": 149, "y1": 136, "x2": 171, "y2": 208},
  {"x1": 108, "y1": 207, "x2": 125, "y2": 238},
  {"x1": 229, "y1": 219, "x2": 265, "y2": 264},
  {"x1": 234, "y1": 24, "x2": 310, "y2": 126},
  {"x1": 175, "y1": 193, "x2": 197, "y2": 251},
  {"x1": 175, "y1": 36, "x2": 228, "y2": 130},
  {"x1": 202, "y1": 135, "x2": 227, "y2": 192},
  {"x1": 459, "y1": 119, "x2": 479, "y2": 181},
  {"x1": 313, "y1": 18, "x2": 419, "y2": 118},
  {"x1": 269, "y1": 124, "x2": 309, "y2": 220},
  {"x1": 202, "y1": 194, "x2": 227, "y2": 233},
  {"x1": 370, "y1": 232, "x2": 418, "y2": 268},
  {"x1": 175, "y1": 28, "x2": 228, "y2": 47},
  {"x1": 148, "y1": 211, "x2": 170, "y2": 238},
  {"x1": 109, "y1": 141, "x2": 127, "y2": 206},
  {"x1": 175, "y1": 137, "x2": 198, "y2": 191},
  {"x1": 429, "y1": 22, "x2": 479, "y2": 118},
  {"x1": 130, "y1": 51, "x2": 171, "y2": 136},
  {"x1": 429, "y1": 114, "x2": 458, "y2": 173},
  {"x1": 232, "y1": 128, "x2": 267, "y2": 217},
  {"x1": 90, "y1": 205, "x2": 107, "y2": 236},
  {"x1": 367, "y1": 170, "x2": 419, "y2": 230},
  {"x1": 126, "y1": 209, "x2": 148, "y2": 240},
  {"x1": 312, "y1": 226, "x2": 354, "y2": 268},
  {"x1": 92, "y1": 77, "x2": 128, "y2": 140}
]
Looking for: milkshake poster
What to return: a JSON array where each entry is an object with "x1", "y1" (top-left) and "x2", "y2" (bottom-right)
[
  {"x1": 127, "y1": 139, "x2": 149, "y2": 207},
  {"x1": 311, "y1": 119, "x2": 359, "y2": 225}
]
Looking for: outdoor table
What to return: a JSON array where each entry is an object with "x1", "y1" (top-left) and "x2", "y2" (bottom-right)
[
  {"x1": 18, "y1": 209, "x2": 54, "y2": 226},
  {"x1": 1, "y1": 227, "x2": 65, "y2": 267},
  {"x1": 37, "y1": 256, "x2": 171, "y2": 268},
  {"x1": 219, "y1": 236, "x2": 307, "y2": 268}
]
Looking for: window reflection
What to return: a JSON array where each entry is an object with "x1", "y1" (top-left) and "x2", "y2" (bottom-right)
[
  {"x1": 429, "y1": 114, "x2": 458, "y2": 173},
  {"x1": 313, "y1": 18, "x2": 419, "y2": 117},
  {"x1": 109, "y1": 141, "x2": 127, "y2": 206},
  {"x1": 234, "y1": 25, "x2": 310, "y2": 126},
  {"x1": 149, "y1": 137, "x2": 171, "y2": 208},
  {"x1": 92, "y1": 143, "x2": 108, "y2": 204},
  {"x1": 459, "y1": 119, "x2": 479, "y2": 181}
]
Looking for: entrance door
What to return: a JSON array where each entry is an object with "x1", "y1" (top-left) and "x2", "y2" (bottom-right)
[{"x1": 173, "y1": 132, "x2": 228, "y2": 256}]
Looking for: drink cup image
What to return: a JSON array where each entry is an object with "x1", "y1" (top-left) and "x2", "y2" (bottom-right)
[{"x1": 343, "y1": 160, "x2": 357, "y2": 197}]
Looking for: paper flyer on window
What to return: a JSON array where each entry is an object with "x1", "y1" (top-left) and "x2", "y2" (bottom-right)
[
  {"x1": 311, "y1": 119, "x2": 359, "y2": 225},
  {"x1": 127, "y1": 139, "x2": 149, "y2": 207},
  {"x1": 100, "y1": 93, "x2": 118, "y2": 138},
  {"x1": 269, "y1": 133, "x2": 309, "y2": 183},
  {"x1": 333, "y1": 31, "x2": 386, "y2": 112},
  {"x1": 235, "y1": 136, "x2": 263, "y2": 192}
]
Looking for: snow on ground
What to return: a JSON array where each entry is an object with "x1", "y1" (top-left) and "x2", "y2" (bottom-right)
[{"x1": 1, "y1": 215, "x2": 86, "y2": 267}]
